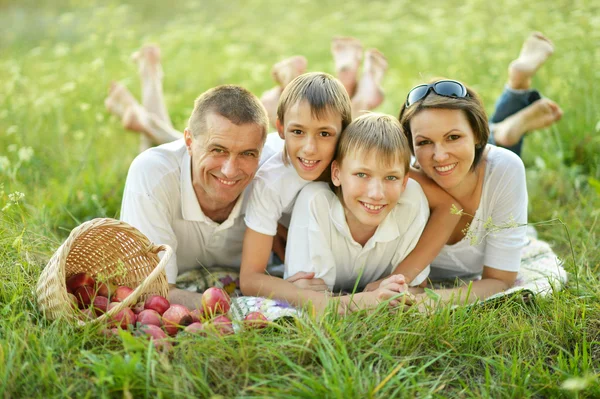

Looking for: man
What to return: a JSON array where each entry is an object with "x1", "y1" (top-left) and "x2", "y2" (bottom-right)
[{"x1": 120, "y1": 85, "x2": 269, "y2": 309}]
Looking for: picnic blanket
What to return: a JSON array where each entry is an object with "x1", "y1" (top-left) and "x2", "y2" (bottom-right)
[{"x1": 175, "y1": 235, "x2": 567, "y2": 321}]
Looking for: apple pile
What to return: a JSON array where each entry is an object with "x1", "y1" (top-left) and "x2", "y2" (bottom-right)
[{"x1": 64, "y1": 273, "x2": 269, "y2": 346}]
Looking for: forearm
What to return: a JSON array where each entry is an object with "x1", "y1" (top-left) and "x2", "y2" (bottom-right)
[
  {"x1": 167, "y1": 285, "x2": 204, "y2": 310},
  {"x1": 240, "y1": 270, "x2": 328, "y2": 309},
  {"x1": 417, "y1": 278, "x2": 512, "y2": 308}
]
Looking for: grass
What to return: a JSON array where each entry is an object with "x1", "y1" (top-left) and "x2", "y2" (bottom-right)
[{"x1": 1, "y1": 0, "x2": 599, "y2": 397}]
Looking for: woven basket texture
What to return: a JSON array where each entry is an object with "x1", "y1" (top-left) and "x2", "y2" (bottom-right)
[{"x1": 36, "y1": 218, "x2": 171, "y2": 326}]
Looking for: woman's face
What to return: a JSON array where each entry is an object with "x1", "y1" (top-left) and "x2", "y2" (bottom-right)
[{"x1": 409, "y1": 108, "x2": 477, "y2": 192}]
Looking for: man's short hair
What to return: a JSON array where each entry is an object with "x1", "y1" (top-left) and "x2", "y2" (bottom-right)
[{"x1": 188, "y1": 85, "x2": 269, "y2": 142}]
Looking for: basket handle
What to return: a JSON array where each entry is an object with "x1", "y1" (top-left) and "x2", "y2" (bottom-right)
[{"x1": 92, "y1": 244, "x2": 173, "y2": 325}]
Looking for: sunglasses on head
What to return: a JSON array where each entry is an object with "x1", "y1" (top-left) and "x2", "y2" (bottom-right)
[{"x1": 405, "y1": 80, "x2": 469, "y2": 107}]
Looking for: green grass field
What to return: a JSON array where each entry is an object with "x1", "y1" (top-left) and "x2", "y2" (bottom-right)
[{"x1": 1, "y1": 0, "x2": 599, "y2": 397}]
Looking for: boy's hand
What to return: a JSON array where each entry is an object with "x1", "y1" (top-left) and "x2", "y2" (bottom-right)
[
  {"x1": 286, "y1": 271, "x2": 329, "y2": 292},
  {"x1": 363, "y1": 278, "x2": 383, "y2": 292},
  {"x1": 363, "y1": 274, "x2": 407, "y2": 293},
  {"x1": 375, "y1": 274, "x2": 408, "y2": 307}
]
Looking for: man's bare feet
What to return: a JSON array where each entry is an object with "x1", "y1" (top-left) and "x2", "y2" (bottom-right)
[
  {"x1": 122, "y1": 104, "x2": 149, "y2": 134},
  {"x1": 104, "y1": 82, "x2": 139, "y2": 119},
  {"x1": 131, "y1": 44, "x2": 163, "y2": 80},
  {"x1": 260, "y1": 86, "x2": 282, "y2": 129},
  {"x1": 508, "y1": 32, "x2": 554, "y2": 90},
  {"x1": 492, "y1": 98, "x2": 563, "y2": 147},
  {"x1": 351, "y1": 49, "x2": 388, "y2": 117},
  {"x1": 331, "y1": 36, "x2": 363, "y2": 97},
  {"x1": 271, "y1": 56, "x2": 307, "y2": 88}
]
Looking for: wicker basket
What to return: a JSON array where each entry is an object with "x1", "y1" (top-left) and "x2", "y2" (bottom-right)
[{"x1": 36, "y1": 218, "x2": 172, "y2": 327}]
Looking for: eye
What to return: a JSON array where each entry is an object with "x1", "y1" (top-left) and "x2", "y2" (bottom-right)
[
  {"x1": 385, "y1": 176, "x2": 398, "y2": 181},
  {"x1": 356, "y1": 172, "x2": 367, "y2": 178},
  {"x1": 319, "y1": 131, "x2": 332, "y2": 137},
  {"x1": 212, "y1": 148, "x2": 225, "y2": 154},
  {"x1": 291, "y1": 129, "x2": 303, "y2": 135},
  {"x1": 416, "y1": 139, "x2": 431, "y2": 146},
  {"x1": 242, "y1": 151, "x2": 257, "y2": 158},
  {"x1": 448, "y1": 134, "x2": 460, "y2": 141}
]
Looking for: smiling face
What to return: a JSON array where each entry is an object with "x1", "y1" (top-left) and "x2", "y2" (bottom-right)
[
  {"x1": 332, "y1": 150, "x2": 409, "y2": 238},
  {"x1": 185, "y1": 111, "x2": 263, "y2": 217},
  {"x1": 410, "y1": 108, "x2": 481, "y2": 195},
  {"x1": 277, "y1": 100, "x2": 342, "y2": 181}
]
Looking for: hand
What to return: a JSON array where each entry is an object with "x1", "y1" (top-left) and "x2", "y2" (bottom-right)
[
  {"x1": 363, "y1": 279, "x2": 383, "y2": 292},
  {"x1": 286, "y1": 271, "x2": 329, "y2": 292}
]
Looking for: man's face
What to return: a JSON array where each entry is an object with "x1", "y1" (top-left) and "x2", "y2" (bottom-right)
[{"x1": 185, "y1": 112, "x2": 264, "y2": 216}]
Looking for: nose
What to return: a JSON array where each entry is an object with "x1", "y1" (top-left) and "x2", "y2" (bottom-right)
[
  {"x1": 433, "y1": 143, "x2": 450, "y2": 163},
  {"x1": 367, "y1": 179, "x2": 384, "y2": 201},
  {"x1": 302, "y1": 135, "x2": 317, "y2": 156},
  {"x1": 221, "y1": 156, "x2": 239, "y2": 179}
]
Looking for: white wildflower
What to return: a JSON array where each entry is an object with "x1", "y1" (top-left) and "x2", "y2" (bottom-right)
[{"x1": 18, "y1": 147, "x2": 34, "y2": 163}]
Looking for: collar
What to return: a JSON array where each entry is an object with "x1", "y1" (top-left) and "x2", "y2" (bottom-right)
[
  {"x1": 329, "y1": 198, "x2": 401, "y2": 248},
  {"x1": 180, "y1": 149, "x2": 245, "y2": 228}
]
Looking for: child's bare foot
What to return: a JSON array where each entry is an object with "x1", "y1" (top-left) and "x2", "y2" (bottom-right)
[
  {"x1": 351, "y1": 49, "x2": 388, "y2": 117},
  {"x1": 131, "y1": 44, "x2": 163, "y2": 80},
  {"x1": 260, "y1": 86, "x2": 282, "y2": 129},
  {"x1": 493, "y1": 98, "x2": 563, "y2": 147},
  {"x1": 271, "y1": 56, "x2": 307, "y2": 88},
  {"x1": 122, "y1": 104, "x2": 150, "y2": 134},
  {"x1": 508, "y1": 32, "x2": 554, "y2": 90},
  {"x1": 331, "y1": 36, "x2": 363, "y2": 97},
  {"x1": 104, "y1": 82, "x2": 139, "y2": 119}
]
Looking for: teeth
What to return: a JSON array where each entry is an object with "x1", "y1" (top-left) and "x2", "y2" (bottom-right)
[
  {"x1": 300, "y1": 158, "x2": 318, "y2": 166},
  {"x1": 435, "y1": 163, "x2": 457, "y2": 172},
  {"x1": 361, "y1": 202, "x2": 384, "y2": 211},
  {"x1": 217, "y1": 178, "x2": 236, "y2": 186}
]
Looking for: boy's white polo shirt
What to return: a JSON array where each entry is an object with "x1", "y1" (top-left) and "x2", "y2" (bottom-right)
[
  {"x1": 120, "y1": 139, "x2": 252, "y2": 284},
  {"x1": 284, "y1": 180, "x2": 430, "y2": 292},
  {"x1": 244, "y1": 150, "x2": 311, "y2": 236}
]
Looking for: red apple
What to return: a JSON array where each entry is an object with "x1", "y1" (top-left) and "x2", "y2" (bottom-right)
[
  {"x1": 211, "y1": 315, "x2": 234, "y2": 336},
  {"x1": 108, "y1": 302, "x2": 136, "y2": 329},
  {"x1": 74, "y1": 285, "x2": 95, "y2": 308},
  {"x1": 92, "y1": 296, "x2": 109, "y2": 316},
  {"x1": 137, "y1": 325, "x2": 171, "y2": 350},
  {"x1": 201, "y1": 287, "x2": 231, "y2": 316},
  {"x1": 162, "y1": 304, "x2": 193, "y2": 336},
  {"x1": 112, "y1": 286, "x2": 134, "y2": 303},
  {"x1": 243, "y1": 311, "x2": 269, "y2": 329},
  {"x1": 190, "y1": 308, "x2": 205, "y2": 323},
  {"x1": 137, "y1": 309, "x2": 162, "y2": 327},
  {"x1": 80, "y1": 308, "x2": 95, "y2": 320},
  {"x1": 100, "y1": 327, "x2": 120, "y2": 337},
  {"x1": 144, "y1": 295, "x2": 170, "y2": 315},
  {"x1": 96, "y1": 282, "x2": 112, "y2": 298},
  {"x1": 184, "y1": 322, "x2": 206, "y2": 335},
  {"x1": 132, "y1": 302, "x2": 146, "y2": 314},
  {"x1": 66, "y1": 272, "x2": 95, "y2": 293}
]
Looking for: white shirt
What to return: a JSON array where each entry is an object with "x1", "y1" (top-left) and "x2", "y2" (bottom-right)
[
  {"x1": 284, "y1": 180, "x2": 431, "y2": 292},
  {"x1": 120, "y1": 137, "x2": 278, "y2": 284},
  {"x1": 430, "y1": 145, "x2": 528, "y2": 280},
  {"x1": 244, "y1": 149, "x2": 311, "y2": 236}
]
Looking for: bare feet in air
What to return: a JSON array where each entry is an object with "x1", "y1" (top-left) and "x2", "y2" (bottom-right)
[
  {"x1": 351, "y1": 48, "x2": 388, "y2": 117},
  {"x1": 122, "y1": 104, "x2": 150, "y2": 134},
  {"x1": 131, "y1": 44, "x2": 163, "y2": 81},
  {"x1": 493, "y1": 98, "x2": 563, "y2": 147},
  {"x1": 104, "y1": 82, "x2": 139, "y2": 119},
  {"x1": 331, "y1": 36, "x2": 363, "y2": 98},
  {"x1": 261, "y1": 55, "x2": 307, "y2": 128},
  {"x1": 508, "y1": 32, "x2": 554, "y2": 90}
]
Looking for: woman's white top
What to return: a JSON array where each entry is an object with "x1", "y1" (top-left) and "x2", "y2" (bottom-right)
[
  {"x1": 284, "y1": 180, "x2": 430, "y2": 292},
  {"x1": 429, "y1": 145, "x2": 528, "y2": 280}
]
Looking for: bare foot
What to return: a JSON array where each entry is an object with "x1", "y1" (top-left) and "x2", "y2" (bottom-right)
[
  {"x1": 260, "y1": 86, "x2": 282, "y2": 128},
  {"x1": 508, "y1": 32, "x2": 554, "y2": 90},
  {"x1": 131, "y1": 44, "x2": 163, "y2": 80},
  {"x1": 351, "y1": 49, "x2": 388, "y2": 117},
  {"x1": 104, "y1": 82, "x2": 139, "y2": 119},
  {"x1": 122, "y1": 104, "x2": 150, "y2": 134},
  {"x1": 271, "y1": 56, "x2": 307, "y2": 88},
  {"x1": 331, "y1": 36, "x2": 363, "y2": 97},
  {"x1": 492, "y1": 98, "x2": 563, "y2": 147}
]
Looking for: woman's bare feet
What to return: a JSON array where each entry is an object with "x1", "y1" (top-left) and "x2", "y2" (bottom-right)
[
  {"x1": 508, "y1": 32, "x2": 554, "y2": 90},
  {"x1": 331, "y1": 36, "x2": 363, "y2": 97},
  {"x1": 131, "y1": 44, "x2": 163, "y2": 81},
  {"x1": 492, "y1": 98, "x2": 563, "y2": 147},
  {"x1": 271, "y1": 56, "x2": 308, "y2": 87},
  {"x1": 104, "y1": 82, "x2": 139, "y2": 119},
  {"x1": 351, "y1": 49, "x2": 388, "y2": 118},
  {"x1": 122, "y1": 104, "x2": 149, "y2": 134},
  {"x1": 260, "y1": 86, "x2": 283, "y2": 129}
]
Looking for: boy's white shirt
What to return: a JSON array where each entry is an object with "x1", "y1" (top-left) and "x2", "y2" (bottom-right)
[
  {"x1": 244, "y1": 146, "x2": 311, "y2": 236},
  {"x1": 284, "y1": 180, "x2": 431, "y2": 292}
]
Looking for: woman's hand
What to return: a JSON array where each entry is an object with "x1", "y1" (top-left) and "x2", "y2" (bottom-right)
[{"x1": 286, "y1": 271, "x2": 329, "y2": 292}]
